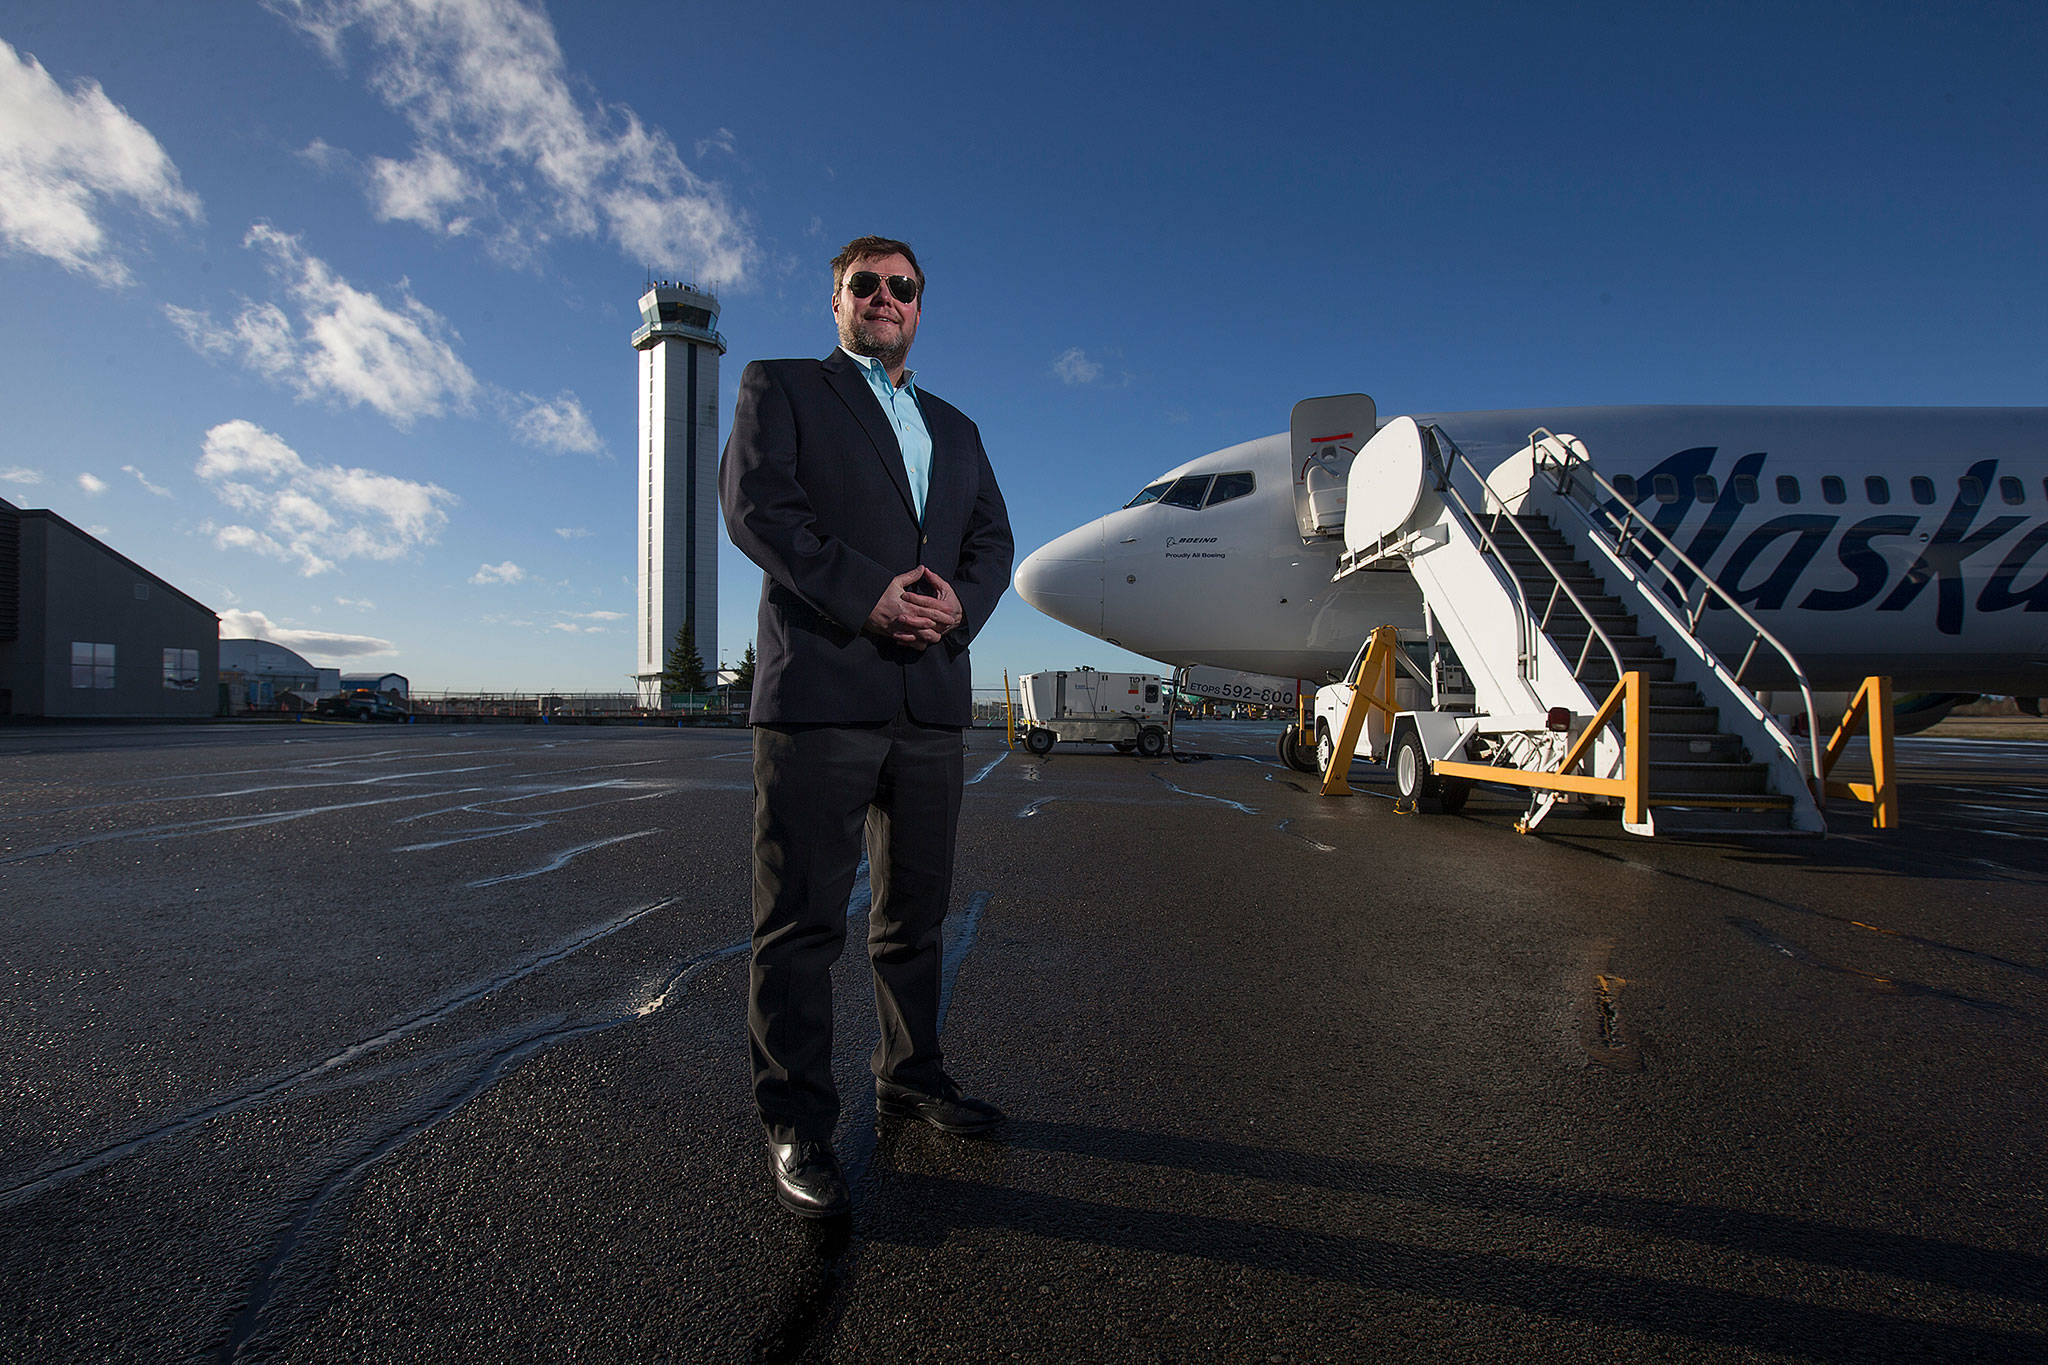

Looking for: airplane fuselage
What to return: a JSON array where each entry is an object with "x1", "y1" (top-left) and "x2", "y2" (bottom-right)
[{"x1": 1017, "y1": 406, "x2": 2048, "y2": 695}]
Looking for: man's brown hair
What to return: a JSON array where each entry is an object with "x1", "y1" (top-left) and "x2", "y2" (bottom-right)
[{"x1": 830, "y1": 235, "x2": 923, "y2": 297}]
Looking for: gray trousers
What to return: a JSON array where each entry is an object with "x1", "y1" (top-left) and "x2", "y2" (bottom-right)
[{"x1": 748, "y1": 711, "x2": 963, "y2": 1143}]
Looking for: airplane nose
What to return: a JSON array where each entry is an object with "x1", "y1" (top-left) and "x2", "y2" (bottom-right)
[{"x1": 1015, "y1": 521, "x2": 1106, "y2": 636}]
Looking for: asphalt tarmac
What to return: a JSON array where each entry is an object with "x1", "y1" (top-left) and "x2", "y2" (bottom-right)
[{"x1": 2, "y1": 718, "x2": 2045, "y2": 1363}]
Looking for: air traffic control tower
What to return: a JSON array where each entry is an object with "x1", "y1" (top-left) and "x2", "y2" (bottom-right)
[{"x1": 631, "y1": 282, "x2": 725, "y2": 704}]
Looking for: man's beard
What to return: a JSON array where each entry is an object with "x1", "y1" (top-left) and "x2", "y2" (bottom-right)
[{"x1": 842, "y1": 319, "x2": 909, "y2": 371}]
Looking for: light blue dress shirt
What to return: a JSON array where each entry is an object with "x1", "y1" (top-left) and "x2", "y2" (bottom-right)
[{"x1": 842, "y1": 346, "x2": 933, "y2": 522}]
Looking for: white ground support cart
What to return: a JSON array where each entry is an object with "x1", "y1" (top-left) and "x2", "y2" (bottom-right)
[{"x1": 1017, "y1": 669, "x2": 1170, "y2": 757}]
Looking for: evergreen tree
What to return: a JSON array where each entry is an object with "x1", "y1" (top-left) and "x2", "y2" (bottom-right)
[
  {"x1": 734, "y1": 642, "x2": 756, "y2": 693},
  {"x1": 661, "y1": 622, "x2": 708, "y2": 696}
]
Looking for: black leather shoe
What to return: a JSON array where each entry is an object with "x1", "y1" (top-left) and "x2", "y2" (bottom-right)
[
  {"x1": 875, "y1": 1080, "x2": 1004, "y2": 1135},
  {"x1": 766, "y1": 1139, "x2": 850, "y2": 1219}
]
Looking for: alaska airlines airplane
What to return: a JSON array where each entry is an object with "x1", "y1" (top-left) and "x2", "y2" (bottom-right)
[{"x1": 1016, "y1": 405, "x2": 2048, "y2": 708}]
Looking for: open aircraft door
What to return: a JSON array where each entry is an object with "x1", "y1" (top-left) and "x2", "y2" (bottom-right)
[{"x1": 1289, "y1": 394, "x2": 1376, "y2": 543}]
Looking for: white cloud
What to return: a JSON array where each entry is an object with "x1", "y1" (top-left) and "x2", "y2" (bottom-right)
[
  {"x1": 121, "y1": 464, "x2": 171, "y2": 497},
  {"x1": 219, "y1": 607, "x2": 396, "y2": 660},
  {"x1": 1052, "y1": 347, "x2": 1104, "y2": 385},
  {"x1": 166, "y1": 224, "x2": 479, "y2": 427},
  {"x1": 368, "y1": 147, "x2": 477, "y2": 233},
  {"x1": 553, "y1": 525, "x2": 589, "y2": 539},
  {"x1": 511, "y1": 390, "x2": 601, "y2": 455},
  {"x1": 694, "y1": 127, "x2": 737, "y2": 160},
  {"x1": 1, "y1": 466, "x2": 45, "y2": 486},
  {"x1": 77, "y1": 472, "x2": 107, "y2": 495},
  {"x1": 469, "y1": 560, "x2": 525, "y2": 584},
  {"x1": 336, "y1": 595, "x2": 375, "y2": 609},
  {"x1": 268, "y1": 0, "x2": 753, "y2": 284},
  {"x1": 196, "y1": 419, "x2": 456, "y2": 575},
  {"x1": 0, "y1": 39, "x2": 202, "y2": 285}
]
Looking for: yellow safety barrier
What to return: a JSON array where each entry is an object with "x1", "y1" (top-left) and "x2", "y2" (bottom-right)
[
  {"x1": 1003, "y1": 670, "x2": 1016, "y2": 749},
  {"x1": 1814, "y1": 675, "x2": 1897, "y2": 829},
  {"x1": 1318, "y1": 626, "x2": 1403, "y2": 796},
  {"x1": 1432, "y1": 671, "x2": 1649, "y2": 830}
]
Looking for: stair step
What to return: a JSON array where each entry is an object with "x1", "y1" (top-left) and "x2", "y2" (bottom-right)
[
  {"x1": 1536, "y1": 593, "x2": 1630, "y2": 622},
  {"x1": 1648, "y1": 732, "x2": 1747, "y2": 762},
  {"x1": 1650, "y1": 805, "x2": 1802, "y2": 835},
  {"x1": 1648, "y1": 704, "x2": 1720, "y2": 733},
  {"x1": 1506, "y1": 564, "x2": 1605, "y2": 592},
  {"x1": 1650, "y1": 791, "x2": 1794, "y2": 810},
  {"x1": 1650, "y1": 761, "x2": 1772, "y2": 795},
  {"x1": 1545, "y1": 631, "x2": 1666, "y2": 660},
  {"x1": 1579, "y1": 656, "x2": 1677, "y2": 682},
  {"x1": 1500, "y1": 546, "x2": 1591, "y2": 571}
]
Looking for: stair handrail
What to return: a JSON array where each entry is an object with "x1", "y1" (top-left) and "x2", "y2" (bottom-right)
[
  {"x1": 1527, "y1": 431, "x2": 1824, "y2": 799},
  {"x1": 1420, "y1": 425, "x2": 1630, "y2": 694}
]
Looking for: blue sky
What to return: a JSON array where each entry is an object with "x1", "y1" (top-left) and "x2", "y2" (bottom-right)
[{"x1": 2, "y1": 1, "x2": 2042, "y2": 694}]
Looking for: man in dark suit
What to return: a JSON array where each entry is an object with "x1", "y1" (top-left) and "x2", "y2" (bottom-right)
[{"x1": 719, "y1": 235, "x2": 1013, "y2": 1218}]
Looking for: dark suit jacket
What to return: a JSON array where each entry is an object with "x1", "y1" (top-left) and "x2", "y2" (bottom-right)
[{"x1": 719, "y1": 351, "x2": 1013, "y2": 726}]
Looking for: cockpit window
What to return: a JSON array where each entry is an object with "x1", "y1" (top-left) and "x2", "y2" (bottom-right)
[
  {"x1": 1205, "y1": 471, "x2": 1256, "y2": 507},
  {"x1": 1158, "y1": 474, "x2": 1213, "y2": 509},
  {"x1": 1123, "y1": 480, "x2": 1172, "y2": 509}
]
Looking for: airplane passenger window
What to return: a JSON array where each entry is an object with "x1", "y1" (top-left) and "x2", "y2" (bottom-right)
[
  {"x1": 1611, "y1": 474, "x2": 1637, "y2": 500},
  {"x1": 1776, "y1": 475, "x2": 1801, "y2": 504},
  {"x1": 1653, "y1": 474, "x2": 1680, "y2": 503},
  {"x1": 1694, "y1": 475, "x2": 1718, "y2": 501},
  {"x1": 1866, "y1": 476, "x2": 1890, "y2": 504},
  {"x1": 1957, "y1": 476, "x2": 1984, "y2": 507},
  {"x1": 1731, "y1": 474, "x2": 1760, "y2": 503},
  {"x1": 1204, "y1": 471, "x2": 1256, "y2": 507},
  {"x1": 1910, "y1": 476, "x2": 1936, "y2": 505},
  {"x1": 1158, "y1": 474, "x2": 1213, "y2": 509},
  {"x1": 2001, "y1": 476, "x2": 2025, "y2": 505},
  {"x1": 1124, "y1": 481, "x2": 1172, "y2": 509},
  {"x1": 1821, "y1": 475, "x2": 1846, "y2": 504}
]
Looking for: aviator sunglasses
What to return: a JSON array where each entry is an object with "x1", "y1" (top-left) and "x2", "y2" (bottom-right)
[{"x1": 845, "y1": 270, "x2": 920, "y2": 304}]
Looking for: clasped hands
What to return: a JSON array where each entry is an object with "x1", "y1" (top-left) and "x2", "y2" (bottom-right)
[{"x1": 865, "y1": 567, "x2": 963, "y2": 650}]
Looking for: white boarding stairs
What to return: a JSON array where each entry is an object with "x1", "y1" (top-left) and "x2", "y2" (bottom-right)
[{"x1": 1329, "y1": 415, "x2": 1825, "y2": 836}]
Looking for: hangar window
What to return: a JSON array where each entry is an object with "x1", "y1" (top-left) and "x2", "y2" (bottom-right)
[
  {"x1": 1910, "y1": 476, "x2": 1937, "y2": 505},
  {"x1": 2001, "y1": 476, "x2": 2026, "y2": 505},
  {"x1": 1731, "y1": 474, "x2": 1760, "y2": 504},
  {"x1": 1652, "y1": 474, "x2": 1680, "y2": 504},
  {"x1": 1957, "y1": 476, "x2": 1984, "y2": 508},
  {"x1": 1821, "y1": 476, "x2": 1846, "y2": 504},
  {"x1": 1693, "y1": 475, "x2": 1718, "y2": 501},
  {"x1": 1865, "y1": 476, "x2": 1890, "y2": 505},
  {"x1": 163, "y1": 648, "x2": 199, "y2": 691},
  {"x1": 1776, "y1": 475, "x2": 1801, "y2": 504},
  {"x1": 1158, "y1": 475, "x2": 1213, "y2": 510},
  {"x1": 1123, "y1": 480, "x2": 1172, "y2": 509},
  {"x1": 1204, "y1": 471, "x2": 1256, "y2": 507},
  {"x1": 72, "y1": 642, "x2": 115, "y2": 690},
  {"x1": 1610, "y1": 474, "x2": 1637, "y2": 500}
]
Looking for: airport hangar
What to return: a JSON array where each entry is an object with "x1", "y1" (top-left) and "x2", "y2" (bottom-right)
[{"x1": 0, "y1": 497, "x2": 218, "y2": 721}]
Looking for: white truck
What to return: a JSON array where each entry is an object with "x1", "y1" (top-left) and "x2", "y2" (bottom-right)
[{"x1": 1017, "y1": 669, "x2": 1170, "y2": 756}]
